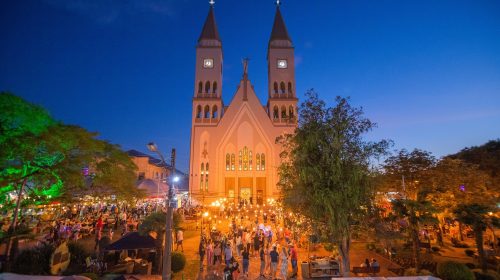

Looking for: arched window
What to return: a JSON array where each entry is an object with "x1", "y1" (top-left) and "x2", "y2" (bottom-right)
[
  {"x1": 249, "y1": 151, "x2": 253, "y2": 171},
  {"x1": 200, "y1": 175, "x2": 203, "y2": 191},
  {"x1": 256, "y1": 154, "x2": 261, "y2": 171},
  {"x1": 289, "y1": 105, "x2": 294, "y2": 118},
  {"x1": 205, "y1": 81, "x2": 210, "y2": 93},
  {"x1": 204, "y1": 105, "x2": 210, "y2": 119},
  {"x1": 280, "y1": 82, "x2": 286, "y2": 94},
  {"x1": 261, "y1": 154, "x2": 265, "y2": 171},
  {"x1": 206, "y1": 163, "x2": 209, "y2": 174},
  {"x1": 212, "y1": 105, "x2": 218, "y2": 118},
  {"x1": 205, "y1": 174, "x2": 209, "y2": 191},
  {"x1": 273, "y1": 82, "x2": 278, "y2": 94},
  {"x1": 288, "y1": 82, "x2": 293, "y2": 94},
  {"x1": 196, "y1": 105, "x2": 202, "y2": 119},
  {"x1": 281, "y1": 105, "x2": 287, "y2": 118},
  {"x1": 213, "y1": 81, "x2": 218, "y2": 93},
  {"x1": 198, "y1": 82, "x2": 203, "y2": 93},
  {"x1": 226, "y1": 154, "x2": 230, "y2": 171},
  {"x1": 231, "y1": 154, "x2": 235, "y2": 171},
  {"x1": 238, "y1": 151, "x2": 242, "y2": 171},
  {"x1": 201, "y1": 163, "x2": 205, "y2": 174},
  {"x1": 273, "y1": 106, "x2": 279, "y2": 119}
]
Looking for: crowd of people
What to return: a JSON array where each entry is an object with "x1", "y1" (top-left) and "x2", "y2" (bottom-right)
[{"x1": 197, "y1": 204, "x2": 298, "y2": 280}]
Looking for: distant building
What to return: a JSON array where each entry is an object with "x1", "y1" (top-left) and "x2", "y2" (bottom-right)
[
  {"x1": 127, "y1": 149, "x2": 188, "y2": 192},
  {"x1": 189, "y1": 4, "x2": 298, "y2": 204}
]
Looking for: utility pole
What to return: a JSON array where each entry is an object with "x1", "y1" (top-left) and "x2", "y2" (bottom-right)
[{"x1": 162, "y1": 148, "x2": 176, "y2": 280}]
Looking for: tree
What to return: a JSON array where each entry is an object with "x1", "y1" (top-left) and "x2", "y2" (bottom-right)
[
  {"x1": 381, "y1": 149, "x2": 437, "y2": 273},
  {"x1": 277, "y1": 91, "x2": 390, "y2": 276},
  {"x1": 139, "y1": 211, "x2": 183, "y2": 273},
  {"x1": 454, "y1": 203, "x2": 499, "y2": 273},
  {"x1": 0, "y1": 93, "x2": 141, "y2": 228}
]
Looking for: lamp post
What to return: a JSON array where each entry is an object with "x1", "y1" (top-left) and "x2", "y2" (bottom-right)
[{"x1": 147, "y1": 142, "x2": 176, "y2": 280}]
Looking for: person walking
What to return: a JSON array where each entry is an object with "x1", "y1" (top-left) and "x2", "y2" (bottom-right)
[
  {"x1": 280, "y1": 246, "x2": 289, "y2": 280},
  {"x1": 259, "y1": 246, "x2": 266, "y2": 278},
  {"x1": 270, "y1": 246, "x2": 279, "y2": 280},
  {"x1": 242, "y1": 247, "x2": 250, "y2": 277}
]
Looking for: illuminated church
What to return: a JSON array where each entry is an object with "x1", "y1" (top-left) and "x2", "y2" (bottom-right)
[{"x1": 189, "y1": 3, "x2": 297, "y2": 204}]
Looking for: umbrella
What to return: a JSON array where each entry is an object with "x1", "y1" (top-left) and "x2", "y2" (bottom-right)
[{"x1": 105, "y1": 232, "x2": 157, "y2": 251}]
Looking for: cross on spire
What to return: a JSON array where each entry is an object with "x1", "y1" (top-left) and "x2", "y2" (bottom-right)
[
  {"x1": 276, "y1": 0, "x2": 281, "y2": 6},
  {"x1": 209, "y1": 0, "x2": 215, "y2": 6}
]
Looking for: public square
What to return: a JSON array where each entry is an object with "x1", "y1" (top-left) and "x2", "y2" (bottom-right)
[{"x1": 1, "y1": 1, "x2": 500, "y2": 280}]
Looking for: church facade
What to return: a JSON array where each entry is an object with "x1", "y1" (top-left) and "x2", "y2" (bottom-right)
[{"x1": 189, "y1": 4, "x2": 297, "y2": 204}]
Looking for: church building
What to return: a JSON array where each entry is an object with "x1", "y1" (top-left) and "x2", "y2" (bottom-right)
[{"x1": 189, "y1": 3, "x2": 298, "y2": 204}]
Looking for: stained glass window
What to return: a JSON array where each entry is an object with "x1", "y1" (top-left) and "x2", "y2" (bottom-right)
[
  {"x1": 226, "y1": 154, "x2": 230, "y2": 170},
  {"x1": 261, "y1": 154, "x2": 265, "y2": 171},
  {"x1": 256, "y1": 154, "x2": 260, "y2": 171},
  {"x1": 231, "y1": 154, "x2": 235, "y2": 171}
]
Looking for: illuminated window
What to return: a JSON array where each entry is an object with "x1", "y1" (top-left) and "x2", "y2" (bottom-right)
[
  {"x1": 206, "y1": 163, "x2": 209, "y2": 174},
  {"x1": 200, "y1": 175, "x2": 204, "y2": 191},
  {"x1": 226, "y1": 154, "x2": 230, "y2": 171},
  {"x1": 231, "y1": 154, "x2": 235, "y2": 171},
  {"x1": 238, "y1": 151, "x2": 242, "y2": 171},
  {"x1": 256, "y1": 154, "x2": 260, "y2": 171},
  {"x1": 205, "y1": 174, "x2": 209, "y2": 191},
  {"x1": 201, "y1": 163, "x2": 205, "y2": 174},
  {"x1": 249, "y1": 151, "x2": 253, "y2": 170},
  {"x1": 238, "y1": 146, "x2": 253, "y2": 171},
  {"x1": 261, "y1": 154, "x2": 265, "y2": 171}
]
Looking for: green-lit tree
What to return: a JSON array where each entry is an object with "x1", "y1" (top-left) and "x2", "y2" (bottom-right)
[
  {"x1": 277, "y1": 91, "x2": 390, "y2": 276},
  {"x1": 454, "y1": 203, "x2": 499, "y2": 273},
  {"x1": 0, "y1": 93, "x2": 141, "y2": 229}
]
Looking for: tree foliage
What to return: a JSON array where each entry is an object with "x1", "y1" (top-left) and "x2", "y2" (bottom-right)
[
  {"x1": 277, "y1": 90, "x2": 390, "y2": 275},
  {"x1": 0, "y1": 92, "x2": 141, "y2": 209}
]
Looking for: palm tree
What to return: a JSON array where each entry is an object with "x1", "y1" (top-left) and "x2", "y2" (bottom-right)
[{"x1": 454, "y1": 203, "x2": 498, "y2": 273}]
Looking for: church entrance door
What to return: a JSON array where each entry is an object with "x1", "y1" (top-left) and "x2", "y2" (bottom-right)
[{"x1": 240, "y1": 187, "x2": 251, "y2": 203}]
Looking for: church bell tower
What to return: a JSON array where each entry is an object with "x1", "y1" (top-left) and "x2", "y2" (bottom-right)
[
  {"x1": 192, "y1": 3, "x2": 224, "y2": 125},
  {"x1": 267, "y1": 4, "x2": 297, "y2": 126}
]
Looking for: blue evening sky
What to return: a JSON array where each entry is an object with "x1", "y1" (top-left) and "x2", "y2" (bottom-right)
[{"x1": 1, "y1": 0, "x2": 499, "y2": 172}]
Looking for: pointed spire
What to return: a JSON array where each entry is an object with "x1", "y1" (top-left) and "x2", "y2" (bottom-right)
[
  {"x1": 198, "y1": 6, "x2": 221, "y2": 44},
  {"x1": 269, "y1": 6, "x2": 292, "y2": 44}
]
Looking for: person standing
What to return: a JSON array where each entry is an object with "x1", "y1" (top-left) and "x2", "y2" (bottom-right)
[
  {"x1": 280, "y1": 247, "x2": 289, "y2": 280},
  {"x1": 289, "y1": 244, "x2": 298, "y2": 278},
  {"x1": 199, "y1": 239, "x2": 206, "y2": 271},
  {"x1": 206, "y1": 239, "x2": 214, "y2": 268},
  {"x1": 214, "y1": 243, "x2": 222, "y2": 266},
  {"x1": 176, "y1": 229, "x2": 184, "y2": 252},
  {"x1": 224, "y1": 244, "x2": 233, "y2": 267},
  {"x1": 242, "y1": 247, "x2": 250, "y2": 277},
  {"x1": 270, "y1": 246, "x2": 279, "y2": 280}
]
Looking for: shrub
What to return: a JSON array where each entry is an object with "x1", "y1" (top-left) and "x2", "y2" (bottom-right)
[
  {"x1": 465, "y1": 263, "x2": 476, "y2": 269},
  {"x1": 404, "y1": 268, "x2": 433, "y2": 276},
  {"x1": 171, "y1": 251, "x2": 186, "y2": 273},
  {"x1": 366, "y1": 243, "x2": 376, "y2": 251},
  {"x1": 79, "y1": 273, "x2": 99, "y2": 280},
  {"x1": 68, "y1": 242, "x2": 89, "y2": 267},
  {"x1": 437, "y1": 261, "x2": 474, "y2": 280},
  {"x1": 465, "y1": 249, "x2": 475, "y2": 257},
  {"x1": 472, "y1": 269, "x2": 500, "y2": 280},
  {"x1": 11, "y1": 243, "x2": 54, "y2": 275},
  {"x1": 431, "y1": 246, "x2": 440, "y2": 252}
]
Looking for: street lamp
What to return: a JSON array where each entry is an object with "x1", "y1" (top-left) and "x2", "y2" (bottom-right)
[{"x1": 147, "y1": 142, "x2": 176, "y2": 280}]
